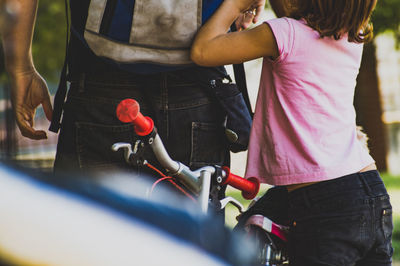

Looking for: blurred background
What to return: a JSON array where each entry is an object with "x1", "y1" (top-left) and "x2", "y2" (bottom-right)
[{"x1": 0, "y1": 0, "x2": 399, "y2": 263}]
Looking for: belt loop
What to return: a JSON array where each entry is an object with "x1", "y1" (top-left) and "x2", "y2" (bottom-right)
[
  {"x1": 78, "y1": 72, "x2": 86, "y2": 93},
  {"x1": 358, "y1": 172, "x2": 372, "y2": 196}
]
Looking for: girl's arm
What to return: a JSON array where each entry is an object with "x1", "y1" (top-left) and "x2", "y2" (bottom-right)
[{"x1": 191, "y1": 0, "x2": 278, "y2": 67}]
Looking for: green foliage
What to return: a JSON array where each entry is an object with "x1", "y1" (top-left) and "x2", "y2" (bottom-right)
[
  {"x1": 0, "y1": 0, "x2": 66, "y2": 85},
  {"x1": 381, "y1": 172, "x2": 400, "y2": 189},
  {"x1": 372, "y1": 0, "x2": 400, "y2": 44},
  {"x1": 33, "y1": 0, "x2": 67, "y2": 83}
]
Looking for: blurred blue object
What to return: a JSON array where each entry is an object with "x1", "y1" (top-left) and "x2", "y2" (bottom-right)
[{"x1": 0, "y1": 163, "x2": 256, "y2": 265}]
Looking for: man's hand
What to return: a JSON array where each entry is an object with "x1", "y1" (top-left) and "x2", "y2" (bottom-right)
[
  {"x1": 1, "y1": 0, "x2": 53, "y2": 140},
  {"x1": 234, "y1": 0, "x2": 266, "y2": 30},
  {"x1": 10, "y1": 69, "x2": 53, "y2": 140}
]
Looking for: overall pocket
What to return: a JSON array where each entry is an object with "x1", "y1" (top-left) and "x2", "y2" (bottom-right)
[
  {"x1": 76, "y1": 122, "x2": 135, "y2": 170},
  {"x1": 382, "y1": 207, "x2": 393, "y2": 239},
  {"x1": 190, "y1": 121, "x2": 227, "y2": 169},
  {"x1": 375, "y1": 196, "x2": 394, "y2": 260}
]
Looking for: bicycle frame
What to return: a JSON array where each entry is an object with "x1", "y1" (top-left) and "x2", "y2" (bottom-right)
[{"x1": 112, "y1": 98, "x2": 260, "y2": 213}]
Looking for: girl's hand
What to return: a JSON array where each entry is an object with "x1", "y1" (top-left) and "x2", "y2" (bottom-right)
[{"x1": 234, "y1": 0, "x2": 266, "y2": 30}]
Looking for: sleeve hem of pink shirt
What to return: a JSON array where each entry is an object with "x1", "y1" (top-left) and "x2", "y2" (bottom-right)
[{"x1": 264, "y1": 17, "x2": 295, "y2": 64}]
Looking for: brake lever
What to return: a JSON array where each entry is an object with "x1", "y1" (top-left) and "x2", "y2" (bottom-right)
[
  {"x1": 112, "y1": 140, "x2": 149, "y2": 166},
  {"x1": 111, "y1": 142, "x2": 134, "y2": 163},
  {"x1": 220, "y1": 196, "x2": 245, "y2": 213}
]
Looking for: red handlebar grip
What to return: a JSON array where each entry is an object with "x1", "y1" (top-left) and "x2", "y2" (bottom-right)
[
  {"x1": 222, "y1": 166, "x2": 260, "y2": 200},
  {"x1": 116, "y1": 99, "x2": 154, "y2": 136}
]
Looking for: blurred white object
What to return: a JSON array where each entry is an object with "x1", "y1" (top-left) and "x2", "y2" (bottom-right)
[{"x1": 0, "y1": 165, "x2": 226, "y2": 266}]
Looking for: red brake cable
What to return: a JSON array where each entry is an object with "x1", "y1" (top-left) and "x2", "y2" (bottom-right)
[{"x1": 145, "y1": 163, "x2": 196, "y2": 202}]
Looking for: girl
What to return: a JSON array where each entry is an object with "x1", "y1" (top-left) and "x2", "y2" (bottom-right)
[{"x1": 191, "y1": 0, "x2": 394, "y2": 265}]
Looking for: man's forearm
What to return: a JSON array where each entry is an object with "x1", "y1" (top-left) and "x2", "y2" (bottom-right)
[
  {"x1": 268, "y1": 0, "x2": 288, "y2": 18},
  {"x1": 1, "y1": 0, "x2": 38, "y2": 76}
]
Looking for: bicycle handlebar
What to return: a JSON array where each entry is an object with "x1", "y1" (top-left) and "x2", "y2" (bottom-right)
[
  {"x1": 116, "y1": 98, "x2": 259, "y2": 200},
  {"x1": 222, "y1": 166, "x2": 259, "y2": 200},
  {"x1": 116, "y1": 99, "x2": 154, "y2": 136}
]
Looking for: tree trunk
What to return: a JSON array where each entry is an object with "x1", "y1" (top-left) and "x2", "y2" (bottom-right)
[{"x1": 354, "y1": 42, "x2": 387, "y2": 171}]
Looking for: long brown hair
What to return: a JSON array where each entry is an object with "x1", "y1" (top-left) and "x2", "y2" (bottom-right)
[{"x1": 287, "y1": 0, "x2": 377, "y2": 43}]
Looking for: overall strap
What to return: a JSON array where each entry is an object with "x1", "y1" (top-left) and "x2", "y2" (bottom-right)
[
  {"x1": 49, "y1": 0, "x2": 70, "y2": 133},
  {"x1": 230, "y1": 24, "x2": 253, "y2": 118}
]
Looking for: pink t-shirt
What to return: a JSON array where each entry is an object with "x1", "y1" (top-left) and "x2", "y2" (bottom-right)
[{"x1": 245, "y1": 18, "x2": 375, "y2": 185}]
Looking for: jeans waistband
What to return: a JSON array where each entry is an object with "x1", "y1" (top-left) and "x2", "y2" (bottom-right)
[{"x1": 288, "y1": 170, "x2": 386, "y2": 203}]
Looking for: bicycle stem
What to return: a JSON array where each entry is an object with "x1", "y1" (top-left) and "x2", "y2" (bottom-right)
[
  {"x1": 149, "y1": 134, "x2": 201, "y2": 193},
  {"x1": 148, "y1": 134, "x2": 214, "y2": 212}
]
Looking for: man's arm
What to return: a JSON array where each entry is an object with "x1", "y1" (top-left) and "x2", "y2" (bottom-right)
[{"x1": 1, "y1": 0, "x2": 53, "y2": 140}]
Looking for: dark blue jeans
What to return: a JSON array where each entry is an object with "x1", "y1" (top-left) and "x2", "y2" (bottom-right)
[
  {"x1": 288, "y1": 170, "x2": 393, "y2": 266},
  {"x1": 54, "y1": 67, "x2": 229, "y2": 178}
]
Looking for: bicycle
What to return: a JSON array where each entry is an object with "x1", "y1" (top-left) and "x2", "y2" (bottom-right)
[
  {"x1": 112, "y1": 98, "x2": 289, "y2": 266},
  {"x1": 237, "y1": 189, "x2": 290, "y2": 265}
]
